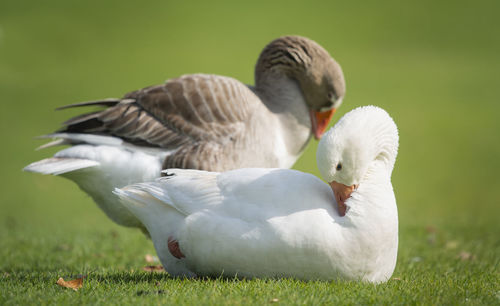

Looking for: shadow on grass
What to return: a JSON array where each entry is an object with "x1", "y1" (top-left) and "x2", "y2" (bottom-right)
[
  {"x1": 0, "y1": 268, "x2": 171, "y2": 284},
  {"x1": 89, "y1": 271, "x2": 305, "y2": 286},
  {"x1": 2, "y1": 267, "x2": 339, "y2": 289},
  {"x1": 90, "y1": 271, "x2": 172, "y2": 284}
]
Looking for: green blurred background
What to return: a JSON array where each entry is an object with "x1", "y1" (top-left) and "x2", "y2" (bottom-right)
[{"x1": 1, "y1": 0, "x2": 499, "y2": 278}]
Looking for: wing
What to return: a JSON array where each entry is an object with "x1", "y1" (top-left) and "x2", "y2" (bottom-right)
[
  {"x1": 119, "y1": 167, "x2": 337, "y2": 222},
  {"x1": 215, "y1": 168, "x2": 337, "y2": 218},
  {"x1": 117, "y1": 169, "x2": 223, "y2": 216},
  {"x1": 57, "y1": 74, "x2": 257, "y2": 170}
]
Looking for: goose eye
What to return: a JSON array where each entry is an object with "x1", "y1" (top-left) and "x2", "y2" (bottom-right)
[
  {"x1": 336, "y1": 163, "x2": 342, "y2": 171},
  {"x1": 328, "y1": 92, "x2": 337, "y2": 103}
]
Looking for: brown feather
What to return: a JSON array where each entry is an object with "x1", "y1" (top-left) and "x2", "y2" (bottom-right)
[{"x1": 57, "y1": 75, "x2": 250, "y2": 164}]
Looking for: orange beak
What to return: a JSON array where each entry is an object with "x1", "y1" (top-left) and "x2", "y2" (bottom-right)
[
  {"x1": 310, "y1": 108, "x2": 337, "y2": 140},
  {"x1": 329, "y1": 181, "x2": 358, "y2": 216}
]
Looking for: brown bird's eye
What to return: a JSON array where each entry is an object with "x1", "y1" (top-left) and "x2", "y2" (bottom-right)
[
  {"x1": 336, "y1": 163, "x2": 342, "y2": 171},
  {"x1": 328, "y1": 92, "x2": 337, "y2": 102}
]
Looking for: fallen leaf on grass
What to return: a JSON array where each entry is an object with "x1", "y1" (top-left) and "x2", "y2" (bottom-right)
[
  {"x1": 56, "y1": 277, "x2": 83, "y2": 291},
  {"x1": 145, "y1": 254, "x2": 159, "y2": 263},
  {"x1": 270, "y1": 298, "x2": 279, "y2": 303},
  {"x1": 392, "y1": 277, "x2": 402, "y2": 281},
  {"x1": 142, "y1": 265, "x2": 165, "y2": 272}
]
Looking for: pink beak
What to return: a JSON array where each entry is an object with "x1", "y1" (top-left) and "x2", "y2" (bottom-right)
[
  {"x1": 329, "y1": 181, "x2": 358, "y2": 216},
  {"x1": 310, "y1": 108, "x2": 337, "y2": 140}
]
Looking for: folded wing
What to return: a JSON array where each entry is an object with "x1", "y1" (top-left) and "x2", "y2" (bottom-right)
[{"x1": 57, "y1": 74, "x2": 255, "y2": 171}]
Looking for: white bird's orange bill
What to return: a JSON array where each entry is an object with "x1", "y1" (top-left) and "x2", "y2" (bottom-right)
[{"x1": 329, "y1": 181, "x2": 357, "y2": 216}]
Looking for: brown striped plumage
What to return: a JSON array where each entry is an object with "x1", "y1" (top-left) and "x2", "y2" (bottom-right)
[
  {"x1": 56, "y1": 36, "x2": 345, "y2": 172},
  {"x1": 59, "y1": 75, "x2": 259, "y2": 171}
]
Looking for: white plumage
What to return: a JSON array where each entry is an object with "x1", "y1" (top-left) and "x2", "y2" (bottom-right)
[
  {"x1": 115, "y1": 106, "x2": 400, "y2": 282},
  {"x1": 24, "y1": 135, "x2": 167, "y2": 228}
]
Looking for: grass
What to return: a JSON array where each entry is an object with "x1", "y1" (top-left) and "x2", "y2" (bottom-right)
[
  {"x1": 1, "y1": 0, "x2": 499, "y2": 304},
  {"x1": 1, "y1": 225, "x2": 498, "y2": 304}
]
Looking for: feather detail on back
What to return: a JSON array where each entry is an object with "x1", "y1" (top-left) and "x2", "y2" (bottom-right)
[
  {"x1": 58, "y1": 75, "x2": 251, "y2": 147},
  {"x1": 53, "y1": 74, "x2": 258, "y2": 171}
]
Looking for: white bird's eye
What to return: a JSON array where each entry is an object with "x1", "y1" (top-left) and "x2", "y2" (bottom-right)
[{"x1": 336, "y1": 163, "x2": 342, "y2": 171}]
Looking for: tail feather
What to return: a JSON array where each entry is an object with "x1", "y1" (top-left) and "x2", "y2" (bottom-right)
[
  {"x1": 55, "y1": 98, "x2": 124, "y2": 110},
  {"x1": 62, "y1": 111, "x2": 101, "y2": 126},
  {"x1": 34, "y1": 132, "x2": 167, "y2": 155},
  {"x1": 125, "y1": 183, "x2": 173, "y2": 206},
  {"x1": 23, "y1": 157, "x2": 99, "y2": 175},
  {"x1": 113, "y1": 187, "x2": 183, "y2": 226},
  {"x1": 55, "y1": 98, "x2": 135, "y2": 134},
  {"x1": 36, "y1": 138, "x2": 70, "y2": 150},
  {"x1": 116, "y1": 184, "x2": 186, "y2": 215},
  {"x1": 36, "y1": 133, "x2": 123, "y2": 147},
  {"x1": 113, "y1": 188, "x2": 150, "y2": 207}
]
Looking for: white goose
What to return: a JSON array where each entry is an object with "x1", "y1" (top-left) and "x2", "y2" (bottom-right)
[
  {"x1": 115, "y1": 106, "x2": 399, "y2": 282},
  {"x1": 24, "y1": 36, "x2": 345, "y2": 230}
]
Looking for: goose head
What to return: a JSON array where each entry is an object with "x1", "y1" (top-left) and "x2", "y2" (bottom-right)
[
  {"x1": 316, "y1": 106, "x2": 399, "y2": 216},
  {"x1": 255, "y1": 35, "x2": 346, "y2": 139}
]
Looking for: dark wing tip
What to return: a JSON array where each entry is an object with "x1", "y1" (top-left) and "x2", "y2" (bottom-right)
[
  {"x1": 55, "y1": 98, "x2": 123, "y2": 111},
  {"x1": 160, "y1": 170, "x2": 176, "y2": 177}
]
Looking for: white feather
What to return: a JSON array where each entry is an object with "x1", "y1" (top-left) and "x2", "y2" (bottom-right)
[
  {"x1": 116, "y1": 106, "x2": 400, "y2": 282},
  {"x1": 24, "y1": 158, "x2": 99, "y2": 175},
  {"x1": 25, "y1": 142, "x2": 165, "y2": 228}
]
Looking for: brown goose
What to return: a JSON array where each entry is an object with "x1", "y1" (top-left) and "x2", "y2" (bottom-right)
[{"x1": 24, "y1": 35, "x2": 346, "y2": 229}]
